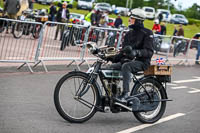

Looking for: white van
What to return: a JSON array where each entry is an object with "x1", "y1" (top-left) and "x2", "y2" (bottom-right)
[
  {"x1": 142, "y1": 6, "x2": 155, "y2": 20},
  {"x1": 77, "y1": 0, "x2": 94, "y2": 10},
  {"x1": 37, "y1": 0, "x2": 54, "y2": 4},
  {"x1": 155, "y1": 9, "x2": 171, "y2": 22}
]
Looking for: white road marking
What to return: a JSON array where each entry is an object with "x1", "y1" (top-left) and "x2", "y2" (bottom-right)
[
  {"x1": 167, "y1": 83, "x2": 177, "y2": 86},
  {"x1": 188, "y1": 88, "x2": 200, "y2": 94},
  {"x1": 192, "y1": 76, "x2": 200, "y2": 79},
  {"x1": 116, "y1": 113, "x2": 185, "y2": 133},
  {"x1": 173, "y1": 77, "x2": 200, "y2": 83},
  {"x1": 171, "y1": 86, "x2": 187, "y2": 90}
]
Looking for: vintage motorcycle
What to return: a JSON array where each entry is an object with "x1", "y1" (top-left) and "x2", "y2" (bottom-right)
[
  {"x1": 12, "y1": 9, "x2": 42, "y2": 39},
  {"x1": 173, "y1": 39, "x2": 188, "y2": 57},
  {"x1": 54, "y1": 42, "x2": 171, "y2": 123}
]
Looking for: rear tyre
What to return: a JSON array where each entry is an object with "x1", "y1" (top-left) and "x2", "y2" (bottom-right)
[
  {"x1": 54, "y1": 72, "x2": 99, "y2": 123},
  {"x1": 12, "y1": 22, "x2": 24, "y2": 39},
  {"x1": 131, "y1": 78, "x2": 167, "y2": 123},
  {"x1": 32, "y1": 24, "x2": 42, "y2": 39}
]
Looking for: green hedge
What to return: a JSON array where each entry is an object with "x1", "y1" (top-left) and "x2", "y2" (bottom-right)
[{"x1": 188, "y1": 18, "x2": 200, "y2": 27}]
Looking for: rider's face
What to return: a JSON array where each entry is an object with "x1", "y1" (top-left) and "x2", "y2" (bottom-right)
[{"x1": 129, "y1": 17, "x2": 135, "y2": 25}]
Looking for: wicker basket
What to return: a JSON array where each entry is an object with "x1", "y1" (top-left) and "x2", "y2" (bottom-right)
[{"x1": 144, "y1": 65, "x2": 172, "y2": 76}]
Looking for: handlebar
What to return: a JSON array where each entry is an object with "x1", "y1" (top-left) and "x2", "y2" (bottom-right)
[{"x1": 83, "y1": 42, "x2": 118, "y2": 60}]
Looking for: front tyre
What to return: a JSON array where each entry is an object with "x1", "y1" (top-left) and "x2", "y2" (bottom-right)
[
  {"x1": 54, "y1": 72, "x2": 99, "y2": 123},
  {"x1": 131, "y1": 78, "x2": 167, "y2": 123}
]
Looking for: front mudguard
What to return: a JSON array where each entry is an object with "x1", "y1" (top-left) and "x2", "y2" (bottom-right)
[{"x1": 68, "y1": 71, "x2": 102, "y2": 99}]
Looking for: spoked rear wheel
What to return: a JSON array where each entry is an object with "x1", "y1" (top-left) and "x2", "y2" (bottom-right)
[
  {"x1": 131, "y1": 78, "x2": 167, "y2": 123},
  {"x1": 12, "y1": 22, "x2": 24, "y2": 39},
  {"x1": 54, "y1": 72, "x2": 99, "y2": 123}
]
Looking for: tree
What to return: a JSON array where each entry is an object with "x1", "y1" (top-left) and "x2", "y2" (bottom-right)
[
  {"x1": 185, "y1": 3, "x2": 200, "y2": 19},
  {"x1": 131, "y1": 0, "x2": 144, "y2": 9}
]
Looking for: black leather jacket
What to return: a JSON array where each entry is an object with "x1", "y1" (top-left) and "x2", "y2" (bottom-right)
[
  {"x1": 56, "y1": 8, "x2": 70, "y2": 22},
  {"x1": 113, "y1": 26, "x2": 154, "y2": 66}
]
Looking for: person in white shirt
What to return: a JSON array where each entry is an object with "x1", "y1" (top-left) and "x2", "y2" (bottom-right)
[{"x1": 54, "y1": 2, "x2": 70, "y2": 40}]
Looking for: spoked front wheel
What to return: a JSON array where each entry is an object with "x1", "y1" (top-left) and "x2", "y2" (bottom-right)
[
  {"x1": 131, "y1": 78, "x2": 167, "y2": 123},
  {"x1": 54, "y1": 72, "x2": 99, "y2": 123}
]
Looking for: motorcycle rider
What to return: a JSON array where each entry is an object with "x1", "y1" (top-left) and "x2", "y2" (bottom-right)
[{"x1": 109, "y1": 8, "x2": 154, "y2": 103}]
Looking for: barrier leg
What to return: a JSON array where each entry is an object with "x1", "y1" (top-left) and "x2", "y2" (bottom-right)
[
  {"x1": 67, "y1": 60, "x2": 75, "y2": 67},
  {"x1": 17, "y1": 62, "x2": 34, "y2": 73},
  {"x1": 176, "y1": 60, "x2": 184, "y2": 65},
  {"x1": 84, "y1": 59, "x2": 91, "y2": 68},
  {"x1": 41, "y1": 60, "x2": 48, "y2": 72},
  {"x1": 33, "y1": 60, "x2": 41, "y2": 68},
  {"x1": 74, "y1": 60, "x2": 81, "y2": 71},
  {"x1": 78, "y1": 60, "x2": 85, "y2": 66}
]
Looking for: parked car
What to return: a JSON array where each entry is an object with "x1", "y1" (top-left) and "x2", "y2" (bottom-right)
[
  {"x1": 77, "y1": 0, "x2": 94, "y2": 10},
  {"x1": 115, "y1": 7, "x2": 129, "y2": 16},
  {"x1": 69, "y1": 13, "x2": 85, "y2": 25},
  {"x1": 170, "y1": 14, "x2": 188, "y2": 25},
  {"x1": 142, "y1": 6, "x2": 155, "y2": 20},
  {"x1": 94, "y1": 3, "x2": 112, "y2": 13},
  {"x1": 155, "y1": 9, "x2": 171, "y2": 22},
  {"x1": 37, "y1": 0, "x2": 54, "y2": 4},
  {"x1": 190, "y1": 33, "x2": 200, "y2": 49}
]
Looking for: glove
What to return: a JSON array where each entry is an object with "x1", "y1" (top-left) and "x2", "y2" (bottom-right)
[
  {"x1": 121, "y1": 46, "x2": 132, "y2": 54},
  {"x1": 126, "y1": 50, "x2": 138, "y2": 60},
  {"x1": 106, "y1": 56, "x2": 114, "y2": 62},
  {"x1": 121, "y1": 46, "x2": 140, "y2": 60},
  {"x1": 112, "y1": 52, "x2": 123, "y2": 63}
]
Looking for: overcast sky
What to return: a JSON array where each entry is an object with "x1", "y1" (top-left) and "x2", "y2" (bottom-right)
[{"x1": 172, "y1": 0, "x2": 199, "y2": 9}]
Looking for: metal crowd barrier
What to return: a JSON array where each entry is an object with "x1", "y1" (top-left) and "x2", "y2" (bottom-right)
[
  {"x1": 152, "y1": 34, "x2": 172, "y2": 62},
  {"x1": 1, "y1": 18, "x2": 200, "y2": 72},
  {"x1": 185, "y1": 38, "x2": 200, "y2": 65},
  {"x1": 0, "y1": 18, "x2": 43, "y2": 72},
  {"x1": 151, "y1": 34, "x2": 198, "y2": 66},
  {"x1": 81, "y1": 26, "x2": 125, "y2": 64},
  {"x1": 33, "y1": 21, "x2": 90, "y2": 71}
]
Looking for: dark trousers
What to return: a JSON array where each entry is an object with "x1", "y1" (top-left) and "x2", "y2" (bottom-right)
[
  {"x1": 55, "y1": 24, "x2": 64, "y2": 40},
  {"x1": 55, "y1": 19, "x2": 67, "y2": 40},
  {"x1": 109, "y1": 60, "x2": 147, "y2": 93}
]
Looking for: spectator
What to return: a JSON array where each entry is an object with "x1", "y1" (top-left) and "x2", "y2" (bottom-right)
[
  {"x1": 85, "y1": 9, "x2": 92, "y2": 23},
  {"x1": 160, "y1": 22, "x2": 166, "y2": 35},
  {"x1": 4, "y1": 0, "x2": 21, "y2": 19},
  {"x1": 158, "y1": 13, "x2": 163, "y2": 24},
  {"x1": 54, "y1": 2, "x2": 70, "y2": 40},
  {"x1": 100, "y1": 12, "x2": 109, "y2": 27},
  {"x1": 173, "y1": 25, "x2": 178, "y2": 36},
  {"x1": 49, "y1": 3, "x2": 57, "y2": 22},
  {"x1": 95, "y1": 10, "x2": 101, "y2": 27},
  {"x1": 177, "y1": 24, "x2": 184, "y2": 37},
  {"x1": 195, "y1": 38, "x2": 200, "y2": 65},
  {"x1": 152, "y1": 19, "x2": 161, "y2": 34},
  {"x1": 91, "y1": 10, "x2": 96, "y2": 26},
  {"x1": 114, "y1": 14, "x2": 123, "y2": 28},
  {"x1": 28, "y1": 0, "x2": 34, "y2": 9},
  {"x1": 193, "y1": 34, "x2": 200, "y2": 64}
]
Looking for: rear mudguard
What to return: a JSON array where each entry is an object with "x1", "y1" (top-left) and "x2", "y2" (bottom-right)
[{"x1": 130, "y1": 75, "x2": 168, "y2": 99}]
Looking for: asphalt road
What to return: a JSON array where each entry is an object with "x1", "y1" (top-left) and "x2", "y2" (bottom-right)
[{"x1": 0, "y1": 65, "x2": 200, "y2": 133}]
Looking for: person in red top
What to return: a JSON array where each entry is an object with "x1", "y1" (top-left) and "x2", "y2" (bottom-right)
[{"x1": 152, "y1": 19, "x2": 161, "y2": 34}]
